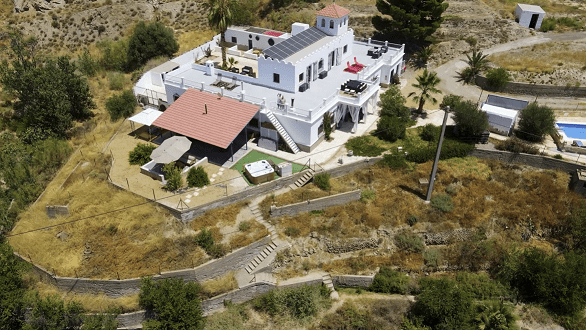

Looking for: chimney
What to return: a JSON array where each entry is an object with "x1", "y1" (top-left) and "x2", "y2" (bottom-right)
[
  {"x1": 291, "y1": 23, "x2": 310, "y2": 36},
  {"x1": 204, "y1": 103, "x2": 208, "y2": 114}
]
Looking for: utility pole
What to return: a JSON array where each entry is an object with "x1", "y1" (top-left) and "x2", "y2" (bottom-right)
[{"x1": 426, "y1": 106, "x2": 450, "y2": 203}]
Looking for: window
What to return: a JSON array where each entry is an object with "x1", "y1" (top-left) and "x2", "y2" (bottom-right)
[
  {"x1": 249, "y1": 34, "x2": 252, "y2": 38},
  {"x1": 173, "y1": 93, "x2": 180, "y2": 101},
  {"x1": 318, "y1": 59, "x2": 324, "y2": 69},
  {"x1": 273, "y1": 73, "x2": 280, "y2": 83},
  {"x1": 299, "y1": 73, "x2": 304, "y2": 82},
  {"x1": 255, "y1": 36, "x2": 260, "y2": 41},
  {"x1": 231, "y1": 36, "x2": 237, "y2": 43},
  {"x1": 268, "y1": 38, "x2": 274, "y2": 46},
  {"x1": 318, "y1": 123, "x2": 324, "y2": 135},
  {"x1": 343, "y1": 45, "x2": 348, "y2": 53},
  {"x1": 321, "y1": 18, "x2": 326, "y2": 27},
  {"x1": 344, "y1": 17, "x2": 347, "y2": 25},
  {"x1": 330, "y1": 20, "x2": 334, "y2": 29},
  {"x1": 339, "y1": 20, "x2": 342, "y2": 27}
]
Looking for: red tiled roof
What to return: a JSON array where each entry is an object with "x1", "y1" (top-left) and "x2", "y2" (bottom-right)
[
  {"x1": 316, "y1": 3, "x2": 351, "y2": 18},
  {"x1": 153, "y1": 89, "x2": 259, "y2": 149}
]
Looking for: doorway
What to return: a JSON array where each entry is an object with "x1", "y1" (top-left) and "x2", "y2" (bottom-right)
[
  {"x1": 529, "y1": 14, "x2": 539, "y2": 29},
  {"x1": 248, "y1": 40, "x2": 253, "y2": 50}
]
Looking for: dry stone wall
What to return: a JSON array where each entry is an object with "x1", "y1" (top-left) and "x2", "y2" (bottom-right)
[
  {"x1": 475, "y1": 75, "x2": 586, "y2": 97},
  {"x1": 14, "y1": 236, "x2": 270, "y2": 298},
  {"x1": 323, "y1": 237, "x2": 382, "y2": 254},
  {"x1": 469, "y1": 148, "x2": 586, "y2": 173},
  {"x1": 270, "y1": 190, "x2": 361, "y2": 218},
  {"x1": 332, "y1": 275, "x2": 374, "y2": 288}
]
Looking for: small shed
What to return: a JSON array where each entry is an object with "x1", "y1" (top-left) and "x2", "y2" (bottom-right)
[
  {"x1": 481, "y1": 95, "x2": 529, "y2": 135},
  {"x1": 515, "y1": 4, "x2": 545, "y2": 30}
]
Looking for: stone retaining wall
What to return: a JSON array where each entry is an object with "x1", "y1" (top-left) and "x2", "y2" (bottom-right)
[
  {"x1": 332, "y1": 275, "x2": 374, "y2": 288},
  {"x1": 270, "y1": 190, "x2": 361, "y2": 218},
  {"x1": 469, "y1": 148, "x2": 586, "y2": 173},
  {"x1": 15, "y1": 236, "x2": 271, "y2": 298},
  {"x1": 475, "y1": 75, "x2": 586, "y2": 97}
]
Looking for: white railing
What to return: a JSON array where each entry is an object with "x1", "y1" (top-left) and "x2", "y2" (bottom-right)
[{"x1": 269, "y1": 102, "x2": 311, "y2": 120}]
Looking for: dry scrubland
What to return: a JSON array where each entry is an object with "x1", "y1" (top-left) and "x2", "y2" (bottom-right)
[{"x1": 260, "y1": 158, "x2": 578, "y2": 279}]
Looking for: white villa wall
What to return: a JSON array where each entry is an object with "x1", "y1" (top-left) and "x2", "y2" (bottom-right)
[
  {"x1": 273, "y1": 113, "x2": 312, "y2": 147},
  {"x1": 292, "y1": 30, "x2": 354, "y2": 92},
  {"x1": 225, "y1": 28, "x2": 288, "y2": 50},
  {"x1": 316, "y1": 14, "x2": 349, "y2": 36},
  {"x1": 257, "y1": 57, "x2": 296, "y2": 92}
]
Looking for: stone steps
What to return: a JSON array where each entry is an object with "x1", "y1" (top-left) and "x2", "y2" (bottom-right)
[
  {"x1": 322, "y1": 273, "x2": 339, "y2": 300},
  {"x1": 288, "y1": 169, "x2": 314, "y2": 190}
]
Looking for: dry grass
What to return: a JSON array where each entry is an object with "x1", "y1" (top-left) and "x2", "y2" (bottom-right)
[
  {"x1": 31, "y1": 280, "x2": 139, "y2": 313},
  {"x1": 489, "y1": 42, "x2": 586, "y2": 73},
  {"x1": 190, "y1": 202, "x2": 247, "y2": 230},
  {"x1": 228, "y1": 220, "x2": 269, "y2": 251},
  {"x1": 200, "y1": 272, "x2": 238, "y2": 298},
  {"x1": 177, "y1": 29, "x2": 215, "y2": 54}
]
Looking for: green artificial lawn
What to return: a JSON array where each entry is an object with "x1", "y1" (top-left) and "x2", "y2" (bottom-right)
[{"x1": 230, "y1": 150, "x2": 305, "y2": 185}]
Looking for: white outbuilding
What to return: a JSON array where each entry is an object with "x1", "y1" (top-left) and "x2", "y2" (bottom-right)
[
  {"x1": 481, "y1": 95, "x2": 528, "y2": 136},
  {"x1": 515, "y1": 4, "x2": 546, "y2": 30}
]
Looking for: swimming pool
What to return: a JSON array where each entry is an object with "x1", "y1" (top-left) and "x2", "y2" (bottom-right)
[{"x1": 556, "y1": 122, "x2": 586, "y2": 140}]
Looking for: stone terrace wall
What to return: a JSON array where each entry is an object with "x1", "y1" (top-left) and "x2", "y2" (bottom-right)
[
  {"x1": 332, "y1": 275, "x2": 374, "y2": 288},
  {"x1": 475, "y1": 76, "x2": 586, "y2": 97},
  {"x1": 270, "y1": 190, "x2": 361, "y2": 218},
  {"x1": 469, "y1": 148, "x2": 586, "y2": 173},
  {"x1": 14, "y1": 236, "x2": 271, "y2": 298}
]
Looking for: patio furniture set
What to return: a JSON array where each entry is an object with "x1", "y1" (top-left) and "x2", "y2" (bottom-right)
[
  {"x1": 367, "y1": 45, "x2": 389, "y2": 59},
  {"x1": 212, "y1": 74, "x2": 239, "y2": 90},
  {"x1": 340, "y1": 79, "x2": 367, "y2": 97},
  {"x1": 344, "y1": 57, "x2": 365, "y2": 73}
]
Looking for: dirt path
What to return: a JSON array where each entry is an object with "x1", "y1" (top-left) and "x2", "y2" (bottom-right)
[{"x1": 433, "y1": 31, "x2": 586, "y2": 109}]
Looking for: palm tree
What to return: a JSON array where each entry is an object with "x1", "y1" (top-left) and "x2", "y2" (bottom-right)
[
  {"x1": 207, "y1": 0, "x2": 232, "y2": 69},
  {"x1": 227, "y1": 57, "x2": 238, "y2": 70},
  {"x1": 458, "y1": 49, "x2": 489, "y2": 84},
  {"x1": 408, "y1": 69, "x2": 442, "y2": 114}
]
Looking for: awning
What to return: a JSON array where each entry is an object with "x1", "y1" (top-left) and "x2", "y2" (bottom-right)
[
  {"x1": 150, "y1": 136, "x2": 192, "y2": 164},
  {"x1": 129, "y1": 107, "x2": 164, "y2": 127}
]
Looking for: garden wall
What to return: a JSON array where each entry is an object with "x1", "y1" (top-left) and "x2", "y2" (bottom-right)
[
  {"x1": 332, "y1": 275, "x2": 374, "y2": 288},
  {"x1": 270, "y1": 190, "x2": 361, "y2": 218},
  {"x1": 14, "y1": 236, "x2": 271, "y2": 298},
  {"x1": 469, "y1": 148, "x2": 586, "y2": 173},
  {"x1": 475, "y1": 76, "x2": 586, "y2": 97}
]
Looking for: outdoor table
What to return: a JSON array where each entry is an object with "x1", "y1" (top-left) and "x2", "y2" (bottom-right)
[
  {"x1": 346, "y1": 80, "x2": 366, "y2": 93},
  {"x1": 367, "y1": 47, "x2": 378, "y2": 56},
  {"x1": 242, "y1": 66, "x2": 253, "y2": 76}
]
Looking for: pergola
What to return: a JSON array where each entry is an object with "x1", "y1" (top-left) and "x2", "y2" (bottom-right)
[{"x1": 152, "y1": 89, "x2": 260, "y2": 161}]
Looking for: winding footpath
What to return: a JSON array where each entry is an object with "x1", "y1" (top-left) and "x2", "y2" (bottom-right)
[{"x1": 434, "y1": 31, "x2": 586, "y2": 109}]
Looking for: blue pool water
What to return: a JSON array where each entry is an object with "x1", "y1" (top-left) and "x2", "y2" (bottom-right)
[{"x1": 557, "y1": 123, "x2": 586, "y2": 140}]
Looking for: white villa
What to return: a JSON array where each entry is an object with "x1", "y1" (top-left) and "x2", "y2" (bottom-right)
[{"x1": 134, "y1": 4, "x2": 405, "y2": 155}]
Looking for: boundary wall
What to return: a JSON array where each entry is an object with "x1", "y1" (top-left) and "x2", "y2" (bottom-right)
[
  {"x1": 475, "y1": 75, "x2": 586, "y2": 97},
  {"x1": 15, "y1": 237, "x2": 271, "y2": 298},
  {"x1": 469, "y1": 148, "x2": 586, "y2": 172},
  {"x1": 270, "y1": 190, "x2": 361, "y2": 218}
]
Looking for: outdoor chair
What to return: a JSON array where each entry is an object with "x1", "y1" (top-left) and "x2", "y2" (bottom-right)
[{"x1": 353, "y1": 57, "x2": 364, "y2": 69}]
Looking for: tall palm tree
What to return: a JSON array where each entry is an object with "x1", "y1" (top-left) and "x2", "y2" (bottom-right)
[
  {"x1": 458, "y1": 49, "x2": 489, "y2": 84},
  {"x1": 408, "y1": 69, "x2": 442, "y2": 114},
  {"x1": 207, "y1": 0, "x2": 232, "y2": 69}
]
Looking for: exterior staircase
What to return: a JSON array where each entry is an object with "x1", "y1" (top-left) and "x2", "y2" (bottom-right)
[
  {"x1": 322, "y1": 273, "x2": 339, "y2": 300},
  {"x1": 265, "y1": 110, "x2": 300, "y2": 154},
  {"x1": 289, "y1": 168, "x2": 315, "y2": 190},
  {"x1": 244, "y1": 240, "x2": 278, "y2": 274}
]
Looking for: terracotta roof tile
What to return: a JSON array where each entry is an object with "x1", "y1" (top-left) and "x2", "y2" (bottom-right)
[
  {"x1": 152, "y1": 89, "x2": 259, "y2": 149},
  {"x1": 316, "y1": 3, "x2": 351, "y2": 18}
]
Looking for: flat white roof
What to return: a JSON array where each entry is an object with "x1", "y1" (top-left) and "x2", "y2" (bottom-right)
[
  {"x1": 517, "y1": 4, "x2": 545, "y2": 13},
  {"x1": 245, "y1": 160, "x2": 274, "y2": 177},
  {"x1": 481, "y1": 103, "x2": 518, "y2": 119},
  {"x1": 129, "y1": 107, "x2": 164, "y2": 126}
]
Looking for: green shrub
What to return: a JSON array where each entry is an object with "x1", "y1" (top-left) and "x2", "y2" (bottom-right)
[
  {"x1": 407, "y1": 215, "x2": 418, "y2": 226},
  {"x1": 253, "y1": 284, "x2": 327, "y2": 319},
  {"x1": 187, "y1": 166, "x2": 210, "y2": 188},
  {"x1": 540, "y1": 17, "x2": 557, "y2": 32},
  {"x1": 452, "y1": 100, "x2": 489, "y2": 137},
  {"x1": 195, "y1": 228, "x2": 214, "y2": 250},
  {"x1": 423, "y1": 249, "x2": 441, "y2": 267},
  {"x1": 126, "y1": 21, "x2": 179, "y2": 71},
  {"x1": 406, "y1": 138, "x2": 474, "y2": 163},
  {"x1": 413, "y1": 278, "x2": 474, "y2": 329},
  {"x1": 430, "y1": 194, "x2": 454, "y2": 212},
  {"x1": 379, "y1": 85, "x2": 411, "y2": 120},
  {"x1": 317, "y1": 301, "x2": 383, "y2": 329},
  {"x1": 323, "y1": 113, "x2": 332, "y2": 141},
  {"x1": 454, "y1": 272, "x2": 510, "y2": 300},
  {"x1": 238, "y1": 221, "x2": 250, "y2": 231},
  {"x1": 464, "y1": 36, "x2": 477, "y2": 47},
  {"x1": 206, "y1": 243, "x2": 226, "y2": 258},
  {"x1": 314, "y1": 172, "x2": 331, "y2": 191},
  {"x1": 285, "y1": 227, "x2": 300, "y2": 237},
  {"x1": 369, "y1": 266, "x2": 410, "y2": 294},
  {"x1": 474, "y1": 300, "x2": 518, "y2": 330},
  {"x1": 445, "y1": 185, "x2": 456, "y2": 195},
  {"x1": 139, "y1": 277, "x2": 204, "y2": 330},
  {"x1": 77, "y1": 48, "x2": 99, "y2": 77},
  {"x1": 420, "y1": 124, "x2": 440, "y2": 142},
  {"x1": 495, "y1": 137, "x2": 539, "y2": 154},
  {"x1": 376, "y1": 115, "x2": 406, "y2": 142},
  {"x1": 440, "y1": 94, "x2": 463, "y2": 110},
  {"x1": 395, "y1": 232, "x2": 425, "y2": 254},
  {"x1": 557, "y1": 17, "x2": 583, "y2": 29},
  {"x1": 97, "y1": 39, "x2": 129, "y2": 72},
  {"x1": 107, "y1": 71, "x2": 126, "y2": 90},
  {"x1": 163, "y1": 162, "x2": 182, "y2": 191},
  {"x1": 516, "y1": 102, "x2": 556, "y2": 143},
  {"x1": 345, "y1": 136, "x2": 386, "y2": 157},
  {"x1": 360, "y1": 189, "x2": 376, "y2": 203},
  {"x1": 128, "y1": 143, "x2": 156, "y2": 165},
  {"x1": 485, "y1": 67, "x2": 511, "y2": 91},
  {"x1": 106, "y1": 89, "x2": 137, "y2": 121},
  {"x1": 378, "y1": 153, "x2": 408, "y2": 170}
]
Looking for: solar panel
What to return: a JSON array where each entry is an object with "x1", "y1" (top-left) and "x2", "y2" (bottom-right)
[
  {"x1": 262, "y1": 27, "x2": 327, "y2": 61},
  {"x1": 486, "y1": 95, "x2": 529, "y2": 110}
]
